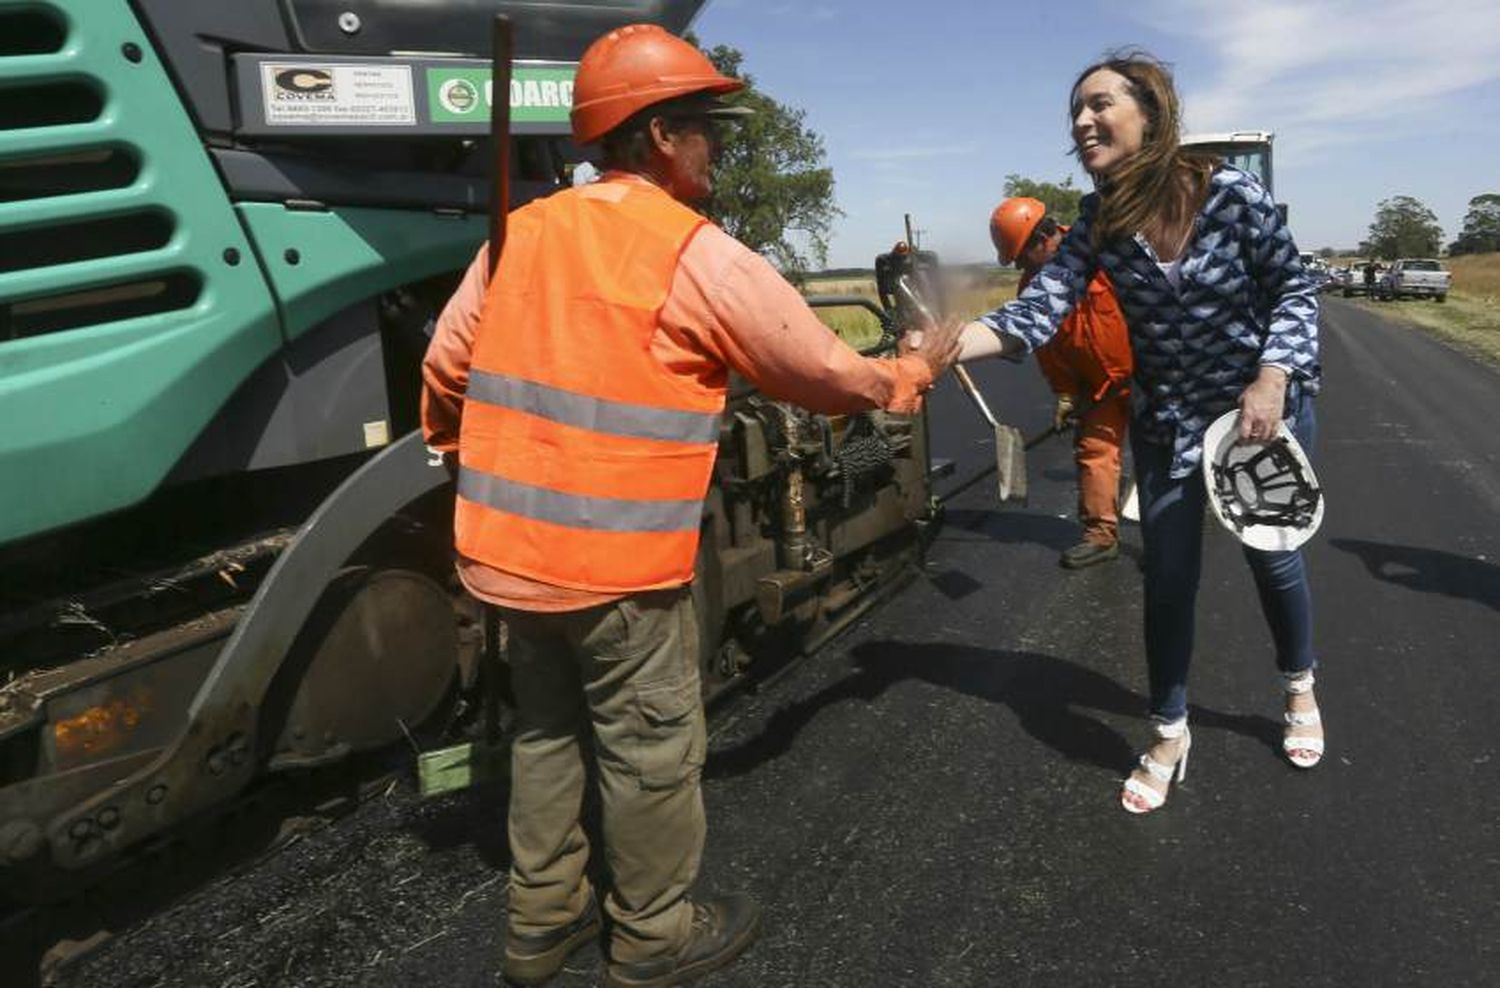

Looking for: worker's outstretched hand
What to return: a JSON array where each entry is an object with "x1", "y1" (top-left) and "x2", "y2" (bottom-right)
[{"x1": 901, "y1": 315, "x2": 963, "y2": 381}]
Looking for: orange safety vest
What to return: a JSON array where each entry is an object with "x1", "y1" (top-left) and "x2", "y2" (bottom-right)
[
  {"x1": 1033, "y1": 272, "x2": 1134, "y2": 401},
  {"x1": 455, "y1": 179, "x2": 722, "y2": 593},
  {"x1": 1024, "y1": 230, "x2": 1133, "y2": 402}
]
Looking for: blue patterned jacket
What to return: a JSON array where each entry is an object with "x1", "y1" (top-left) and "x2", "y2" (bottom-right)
[{"x1": 977, "y1": 165, "x2": 1321, "y2": 478}]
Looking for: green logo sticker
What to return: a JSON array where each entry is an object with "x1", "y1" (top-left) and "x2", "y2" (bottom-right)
[
  {"x1": 438, "y1": 77, "x2": 479, "y2": 115},
  {"x1": 427, "y1": 65, "x2": 577, "y2": 124}
]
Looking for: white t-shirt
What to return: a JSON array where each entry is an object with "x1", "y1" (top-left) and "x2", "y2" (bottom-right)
[{"x1": 1157, "y1": 256, "x2": 1185, "y2": 289}]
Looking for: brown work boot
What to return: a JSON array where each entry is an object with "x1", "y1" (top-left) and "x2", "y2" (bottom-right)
[
  {"x1": 604, "y1": 894, "x2": 761, "y2": 988},
  {"x1": 1060, "y1": 537, "x2": 1120, "y2": 569},
  {"x1": 502, "y1": 896, "x2": 602, "y2": 986}
]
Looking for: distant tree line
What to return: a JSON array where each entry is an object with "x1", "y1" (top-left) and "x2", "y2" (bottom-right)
[
  {"x1": 1447, "y1": 194, "x2": 1500, "y2": 256},
  {"x1": 1351, "y1": 193, "x2": 1499, "y2": 259},
  {"x1": 1001, "y1": 175, "x2": 1084, "y2": 224},
  {"x1": 996, "y1": 178, "x2": 1500, "y2": 262},
  {"x1": 1360, "y1": 196, "x2": 1443, "y2": 259}
]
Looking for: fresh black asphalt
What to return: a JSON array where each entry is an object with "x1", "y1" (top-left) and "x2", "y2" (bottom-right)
[{"x1": 51, "y1": 298, "x2": 1500, "y2": 987}]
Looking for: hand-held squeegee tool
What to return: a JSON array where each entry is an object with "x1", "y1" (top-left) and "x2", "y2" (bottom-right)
[
  {"x1": 418, "y1": 15, "x2": 513, "y2": 798},
  {"x1": 892, "y1": 277, "x2": 1028, "y2": 503}
]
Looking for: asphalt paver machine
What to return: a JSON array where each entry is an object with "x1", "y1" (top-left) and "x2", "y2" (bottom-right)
[{"x1": 0, "y1": 1, "x2": 939, "y2": 887}]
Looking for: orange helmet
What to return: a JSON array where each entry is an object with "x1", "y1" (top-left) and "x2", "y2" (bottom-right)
[
  {"x1": 989, "y1": 197, "x2": 1047, "y2": 265},
  {"x1": 570, "y1": 24, "x2": 745, "y2": 145}
]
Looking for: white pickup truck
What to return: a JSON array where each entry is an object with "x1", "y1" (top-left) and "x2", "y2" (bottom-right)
[{"x1": 1379, "y1": 259, "x2": 1451, "y2": 302}]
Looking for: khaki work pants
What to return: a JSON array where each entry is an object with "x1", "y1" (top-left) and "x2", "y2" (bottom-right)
[{"x1": 501, "y1": 588, "x2": 706, "y2": 965}]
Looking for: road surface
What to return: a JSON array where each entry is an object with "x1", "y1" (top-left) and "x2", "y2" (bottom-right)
[{"x1": 48, "y1": 297, "x2": 1500, "y2": 987}]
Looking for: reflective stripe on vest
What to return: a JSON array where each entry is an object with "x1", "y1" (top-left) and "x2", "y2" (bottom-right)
[
  {"x1": 455, "y1": 178, "x2": 722, "y2": 593},
  {"x1": 466, "y1": 369, "x2": 721, "y2": 445},
  {"x1": 458, "y1": 467, "x2": 702, "y2": 532}
]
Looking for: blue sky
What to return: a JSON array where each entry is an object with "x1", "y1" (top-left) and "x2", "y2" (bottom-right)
[{"x1": 691, "y1": 0, "x2": 1500, "y2": 268}]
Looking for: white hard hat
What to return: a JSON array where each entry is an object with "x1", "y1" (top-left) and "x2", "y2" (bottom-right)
[{"x1": 1201, "y1": 410, "x2": 1324, "y2": 552}]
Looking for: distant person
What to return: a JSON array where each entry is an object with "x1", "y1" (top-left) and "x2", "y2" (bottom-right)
[
  {"x1": 1364, "y1": 261, "x2": 1377, "y2": 295},
  {"x1": 421, "y1": 23, "x2": 961, "y2": 987},
  {"x1": 989, "y1": 197, "x2": 1132, "y2": 568},
  {"x1": 953, "y1": 49, "x2": 1325, "y2": 814}
]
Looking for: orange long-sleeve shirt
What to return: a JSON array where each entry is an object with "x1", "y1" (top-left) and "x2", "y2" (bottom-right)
[
  {"x1": 422, "y1": 174, "x2": 933, "y2": 611},
  {"x1": 1026, "y1": 269, "x2": 1133, "y2": 403}
]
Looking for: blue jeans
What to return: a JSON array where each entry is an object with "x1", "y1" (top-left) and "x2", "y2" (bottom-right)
[{"x1": 1131, "y1": 394, "x2": 1318, "y2": 722}]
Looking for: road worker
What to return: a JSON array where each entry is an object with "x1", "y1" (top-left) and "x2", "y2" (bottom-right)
[
  {"x1": 990, "y1": 197, "x2": 1132, "y2": 568},
  {"x1": 420, "y1": 23, "x2": 961, "y2": 988}
]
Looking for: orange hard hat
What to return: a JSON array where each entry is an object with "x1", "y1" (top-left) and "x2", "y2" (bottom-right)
[
  {"x1": 989, "y1": 197, "x2": 1047, "y2": 265},
  {"x1": 570, "y1": 24, "x2": 745, "y2": 145}
]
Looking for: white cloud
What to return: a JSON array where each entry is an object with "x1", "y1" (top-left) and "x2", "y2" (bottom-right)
[{"x1": 1134, "y1": 0, "x2": 1500, "y2": 158}]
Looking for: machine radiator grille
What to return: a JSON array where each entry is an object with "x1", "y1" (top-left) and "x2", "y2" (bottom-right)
[
  {"x1": 0, "y1": 0, "x2": 281, "y2": 546},
  {"x1": 0, "y1": 4, "x2": 204, "y2": 342},
  {"x1": 0, "y1": 78, "x2": 101, "y2": 130},
  {"x1": 0, "y1": 7, "x2": 65, "y2": 56},
  {"x1": 0, "y1": 209, "x2": 172, "y2": 273},
  {"x1": 0, "y1": 147, "x2": 139, "y2": 203}
]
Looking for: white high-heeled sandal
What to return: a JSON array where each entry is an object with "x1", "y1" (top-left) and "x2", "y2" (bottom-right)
[
  {"x1": 1120, "y1": 718, "x2": 1191, "y2": 814},
  {"x1": 1282, "y1": 671, "x2": 1324, "y2": 769}
]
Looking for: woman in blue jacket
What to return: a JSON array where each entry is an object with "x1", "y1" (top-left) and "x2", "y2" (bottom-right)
[{"x1": 957, "y1": 50, "x2": 1324, "y2": 813}]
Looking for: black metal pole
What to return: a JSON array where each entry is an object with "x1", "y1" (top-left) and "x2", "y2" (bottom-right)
[
  {"x1": 483, "y1": 605, "x2": 501, "y2": 746},
  {"x1": 482, "y1": 15, "x2": 514, "y2": 747},
  {"x1": 488, "y1": 15, "x2": 514, "y2": 281}
]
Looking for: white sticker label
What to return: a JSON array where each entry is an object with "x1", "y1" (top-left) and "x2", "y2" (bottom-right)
[
  {"x1": 262, "y1": 63, "x2": 416, "y2": 126},
  {"x1": 363, "y1": 420, "x2": 391, "y2": 448}
]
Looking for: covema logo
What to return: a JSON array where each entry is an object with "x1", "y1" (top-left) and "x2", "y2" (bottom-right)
[{"x1": 273, "y1": 68, "x2": 334, "y2": 100}]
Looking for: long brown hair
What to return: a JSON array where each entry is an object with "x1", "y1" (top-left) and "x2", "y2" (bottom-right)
[{"x1": 1069, "y1": 49, "x2": 1216, "y2": 249}]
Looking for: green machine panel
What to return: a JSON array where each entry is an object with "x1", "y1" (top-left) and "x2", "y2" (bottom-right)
[
  {"x1": 0, "y1": 1, "x2": 281, "y2": 544},
  {"x1": 235, "y1": 203, "x2": 484, "y2": 341}
]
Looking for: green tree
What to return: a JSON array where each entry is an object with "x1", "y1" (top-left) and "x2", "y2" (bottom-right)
[
  {"x1": 1448, "y1": 193, "x2": 1500, "y2": 255},
  {"x1": 692, "y1": 38, "x2": 838, "y2": 280},
  {"x1": 1364, "y1": 195, "x2": 1443, "y2": 259},
  {"x1": 1001, "y1": 174, "x2": 1084, "y2": 224}
]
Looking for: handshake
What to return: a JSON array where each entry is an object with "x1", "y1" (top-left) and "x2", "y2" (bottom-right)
[{"x1": 898, "y1": 316, "x2": 966, "y2": 382}]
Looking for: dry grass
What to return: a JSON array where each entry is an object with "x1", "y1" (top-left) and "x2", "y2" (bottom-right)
[
  {"x1": 1343, "y1": 252, "x2": 1500, "y2": 370},
  {"x1": 955, "y1": 281, "x2": 1021, "y2": 316},
  {"x1": 804, "y1": 276, "x2": 882, "y2": 295},
  {"x1": 801, "y1": 273, "x2": 880, "y2": 347},
  {"x1": 1447, "y1": 252, "x2": 1500, "y2": 300},
  {"x1": 813, "y1": 301, "x2": 885, "y2": 350},
  {"x1": 805, "y1": 272, "x2": 1020, "y2": 350}
]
